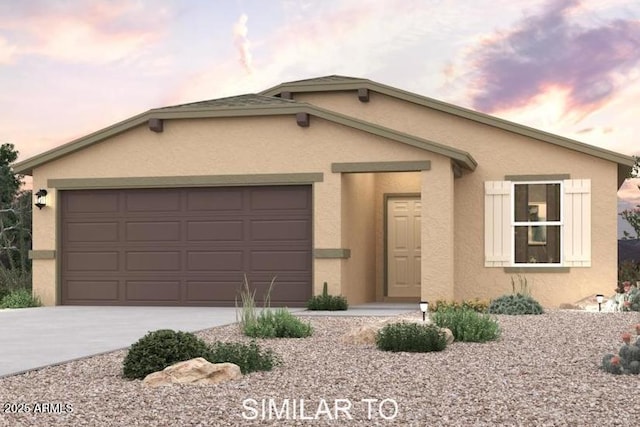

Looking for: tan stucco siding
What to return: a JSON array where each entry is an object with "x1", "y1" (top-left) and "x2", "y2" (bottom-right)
[
  {"x1": 341, "y1": 173, "x2": 376, "y2": 303},
  {"x1": 31, "y1": 115, "x2": 439, "y2": 305},
  {"x1": 298, "y1": 91, "x2": 619, "y2": 306}
]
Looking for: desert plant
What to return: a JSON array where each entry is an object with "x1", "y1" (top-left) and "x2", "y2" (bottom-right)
[
  {"x1": 431, "y1": 307, "x2": 500, "y2": 343},
  {"x1": 601, "y1": 329, "x2": 640, "y2": 375},
  {"x1": 487, "y1": 294, "x2": 544, "y2": 315},
  {"x1": 432, "y1": 298, "x2": 489, "y2": 313},
  {"x1": 488, "y1": 275, "x2": 544, "y2": 315},
  {"x1": 0, "y1": 287, "x2": 41, "y2": 308},
  {"x1": 122, "y1": 329, "x2": 212, "y2": 380},
  {"x1": 209, "y1": 340, "x2": 281, "y2": 374},
  {"x1": 236, "y1": 274, "x2": 276, "y2": 329},
  {"x1": 376, "y1": 322, "x2": 447, "y2": 353},
  {"x1": 306, "y1": 282, "x2": 348, "y2": 311},
  {"x1": 244, "y1": 307, "x2": 312, "y2": 338}
]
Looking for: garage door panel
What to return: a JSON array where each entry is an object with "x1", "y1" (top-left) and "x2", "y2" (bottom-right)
[
  {"x1": 187, "y1": 189, "x2": 243, "y2": 211},
  {"x1": 62, "y1": 186, "x2": 311, "y2": 306},
  {"x1": 66, "y1": 222, "x2": 119, "y2": 242},
  {"x1": 126, "y1": 251, "x2": 181, "y2": 271},
  {"x1": 250, "y1": 219, "x2": 310, "y2": 241},
  {"x1": 125, "y1": 221, "x2": 181, "y2": 241},
  {"x1": 65, "y1": 280, "x2": 119, "y2": 301},
  {"x1": 66, "y1": 252, "x2": 119, "y2": 271},
  {"x1": 126, "y1": 190, "x2": 181, "y2": 212},
  {"x1": 186, "y1": 280, "x2": 241, "y2": 302},
  {"x1": 250, "y1": 187, "x2": 311, "y2": 210},
  {"x1": 187, "y1": 221, "x2": 244, "y2": 241},
  {"x1": 187, "y1": 251, "x2": 244, "y2": 271},
  {"x1": 250, "y1": 250, "x2": 311, "y2": 271},
  {"x1": 126, "y1": 281, "x2": 181, "y2": 301},
  {"x1": 65, "y1": 192, "x2": 119, "y2": 214}
]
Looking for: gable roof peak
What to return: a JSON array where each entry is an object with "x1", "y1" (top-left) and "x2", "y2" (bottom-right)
[{"x1": 155, "y1": 93, "x2": 298, "y2": 111}]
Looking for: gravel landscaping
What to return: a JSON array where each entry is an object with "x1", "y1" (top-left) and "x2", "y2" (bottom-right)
[{"x1": 1, "y1": 309, "x2": 640, "y2": 426}]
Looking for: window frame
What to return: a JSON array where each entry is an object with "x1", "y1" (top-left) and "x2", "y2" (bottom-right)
[{"x1": 510, "y1": 180, "x2": 564, "y2": 267}]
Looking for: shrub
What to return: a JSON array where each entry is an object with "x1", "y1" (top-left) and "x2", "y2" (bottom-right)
[
  {"x1": 209, "y1": 341, "x2": 281, "y2": 374},
  {"x1": 306, "y1": 282, "x2": 349, "y2": 311},
  {"x1": 0, "y1": 288, "x2": 41, "y2": 308},
  {"x1": 601, "y1": 329, "x2": 640, "y2": 375},
  {"x1": 432, "y1": 298, "x2": 489, "y2": 313},
  {"x1": 244, "y1": 308, "x2": 313, "y2": 338},
  {"x1": 431, "y1": 307, "x2": 501, "y2": 343},
  {"x1": 488, "y1": 294, "x2": 544, "y2": 315},
  {"x1": 376, "y1": 322, "x2": 447, "y2": 353},
  {"x1": 122, "y1": 329, "x2": 212, "y2": 380},
  {"x1": 237, "y1": 275, "x2": 312, "y2": 338},
  {"x1": 487, "y1": 276, "x2": 544, "y2": 315}
]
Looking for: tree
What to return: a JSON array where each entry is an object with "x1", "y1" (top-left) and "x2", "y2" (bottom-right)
[
  {"x1": 0, "y1": 143, "x2": 31, "y2": 297},
  {"x1": 620, "y1": 155, "x2": 640, "y2": 239}
]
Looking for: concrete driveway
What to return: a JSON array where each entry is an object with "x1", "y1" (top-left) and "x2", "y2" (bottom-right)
[
  {"x1": 0, "y1": 303, "x2": 416, "y2": 378},
  {"x1": 0, "y1": 306, "x2": 248, "y2": 378}
]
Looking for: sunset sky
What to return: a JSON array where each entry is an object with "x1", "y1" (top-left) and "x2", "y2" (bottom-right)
[{"x1": 0, "y1": 0, "x2": 639, "y2": 234}]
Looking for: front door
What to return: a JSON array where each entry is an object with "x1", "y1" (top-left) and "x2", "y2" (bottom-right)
[{"x1": 386, "y1": 196, "x2": 421, "y2": 297}]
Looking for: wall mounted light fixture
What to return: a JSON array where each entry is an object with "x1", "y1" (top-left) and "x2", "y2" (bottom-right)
[{"x1": 35, "y1": 189, "x2": 48, "y2": 209}]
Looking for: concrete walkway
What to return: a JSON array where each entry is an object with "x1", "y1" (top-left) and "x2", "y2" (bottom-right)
[{"x1": 0, "y1": 303, "x2": 416, "y2": 378}]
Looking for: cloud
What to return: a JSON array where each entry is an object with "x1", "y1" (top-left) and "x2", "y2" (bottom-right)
[
  {"x1": 0, "y1": 37, "x2": 17, "y2": 64},
  {"x1": 233, "y1": 13, "x2": 254, "y2": 75},
  {"x1": 0, "y1": 1, "x2": 166, "y2": 64},
  {"x1": 461, "y1": 0, "x2": 640, "y2": 119}
]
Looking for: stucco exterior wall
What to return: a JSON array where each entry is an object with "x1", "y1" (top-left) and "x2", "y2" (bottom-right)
[
  {"x1": 341, "y1": 173, "x2": 376, "y2": 303},
  {"x1": 297, "y1": 91, "x2": 619, "y2": 307},
  {"x1": 30, "y1": 115, "x2": 437, "y2": 305}
]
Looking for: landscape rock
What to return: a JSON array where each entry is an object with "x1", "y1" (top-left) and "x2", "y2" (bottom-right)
[{"x1": 142, "y1": 358, "x2": 241, "y2": 387}]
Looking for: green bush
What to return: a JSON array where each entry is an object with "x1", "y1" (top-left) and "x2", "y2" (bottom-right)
[
  {"x1": 432, "y1": 298, "x2": 489, "y2": 313},
  {"x1": 209, "y1": 341, "x2": 281, "y2": 374},
  {"x1": 376, "y1": 322, "x2": 447, "y2": 353},
  {"x1": 244, "y1": 308, "x2": 313, "y2": 338},
  {"x1": 0, "y1": 288, "x2": 41, "y2": 308},
  {"x1": 122, "y1": 329, "x2": 212, "y2": 380},
  {"x1": 487, "y1": 294, "x2": 544, "y2": 315},
  {"x1": 306, "y1": 282, "x2": 348, "y2": 311},
  {"x1": 432, "y1": 307, "x2": 501, "y2": 342}
]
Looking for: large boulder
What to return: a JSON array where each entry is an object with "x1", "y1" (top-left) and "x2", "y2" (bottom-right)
[
  {"x1": 341, "y1": 317, "x2": 454, "y2": 346},
  {"x1": 142, "y1": 357, "x2": 242, "y2": 387}
]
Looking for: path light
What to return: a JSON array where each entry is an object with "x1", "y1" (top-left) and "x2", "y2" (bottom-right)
[
  {"x1": 419, "y1": 301, "x2": 429, "y2": 322},
  {"x1": 35, "y1": 189, "x2": 48, "y2": 210},
  {"x1": 596, "y1": 294, "x2": 604, "y2": 312}
]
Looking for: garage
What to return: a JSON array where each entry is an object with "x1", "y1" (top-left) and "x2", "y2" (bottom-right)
[{"x1": 60, "y1": 185, "x2": 312, "y2": 306}]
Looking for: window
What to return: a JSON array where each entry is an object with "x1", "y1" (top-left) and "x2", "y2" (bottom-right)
[
  {"x1": 513, "y1": 182, "x2": 561, "y2": 265},
  {"x1": 484, "y1": 179, "x2": 591, "y2": 268}
]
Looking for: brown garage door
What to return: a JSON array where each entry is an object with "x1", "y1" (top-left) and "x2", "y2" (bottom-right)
[{"x1": 60, "y1": 186, "x2": 312, "y2": 306}]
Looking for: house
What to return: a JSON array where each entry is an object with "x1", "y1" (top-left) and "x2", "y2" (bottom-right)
[{"x1": 15, "y1": 75, "x2": 634, "y2": 308}]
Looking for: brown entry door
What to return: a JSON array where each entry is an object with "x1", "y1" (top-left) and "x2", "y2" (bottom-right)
[{"x1": 60, "y1": 186, "x2": 312, "y2": 306}]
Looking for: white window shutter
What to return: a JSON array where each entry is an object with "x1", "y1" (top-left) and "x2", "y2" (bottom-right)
[
  {"x1": 563, "y1": 179, "x2": 591, "y2": 267},
  {"x1": 484, "y1": 181, "x2": 512, "y2": 267}
]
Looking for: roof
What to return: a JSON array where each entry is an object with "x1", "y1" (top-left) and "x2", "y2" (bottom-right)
[
  {"x1": 261, "y1": 75, "x2": 635, "y2": 183},
  {"x1": 13, "y1": 94, "x2": 477, "y2": 175}
]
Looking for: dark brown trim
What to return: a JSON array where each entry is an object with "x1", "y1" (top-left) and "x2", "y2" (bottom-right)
[
  {"x1": 148, "y1": 118, "x2": 163, "y2": 133},
  {"x1": 296, "y1": 112, "x2": 310, "y2": 127},
  {"x1": 358, "y1": 88, "x2": 369, "y2": 103}
]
